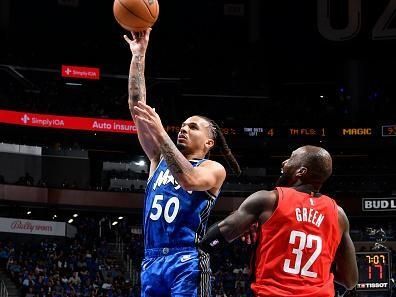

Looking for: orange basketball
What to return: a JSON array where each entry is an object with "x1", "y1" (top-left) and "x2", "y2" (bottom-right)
[{"x1": 113, "y1": 0, "x2": 159, "y2": 31}]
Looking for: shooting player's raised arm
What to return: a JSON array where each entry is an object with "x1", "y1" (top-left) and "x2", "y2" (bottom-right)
[{"x1": 124, "y1": 29, "x2": 160, "y2": 174}]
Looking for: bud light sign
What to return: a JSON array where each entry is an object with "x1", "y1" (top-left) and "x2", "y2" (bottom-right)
[{"x1": 362, "y1": 198, "x2": 396, "y2": 211}]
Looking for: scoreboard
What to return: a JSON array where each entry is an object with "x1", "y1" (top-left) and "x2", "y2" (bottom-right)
[
  {"x1": 355, "y1": 252, "x2": 391, "y2": 292},
  {"x1": 164, "y1": 125, "x2": 396, "y2": 138}
]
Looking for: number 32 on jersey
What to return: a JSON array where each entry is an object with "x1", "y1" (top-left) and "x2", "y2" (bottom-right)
[
  {"x1": 149, "y1": 195, "x2": 180, "y2": 223},
  {"x1": 283, "y1": 230, "x2": 322, "y2": 278}
]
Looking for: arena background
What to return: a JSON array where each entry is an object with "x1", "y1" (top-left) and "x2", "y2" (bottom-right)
[{"x1": 0, "y1": 0, "x2": 395, "y2": 296}]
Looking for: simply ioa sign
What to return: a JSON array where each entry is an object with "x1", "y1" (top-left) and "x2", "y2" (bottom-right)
[{"x1": 362, "y1": 198, "x2": 396, "y2": 211}]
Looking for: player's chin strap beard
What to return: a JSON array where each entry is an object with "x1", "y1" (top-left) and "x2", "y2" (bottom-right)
[
  {"x1": 176, "y1": 142, "x2": 188, "y2": 151},
  {"x1": 176, "y1": 143, "x2": 197, "y2": 158}
]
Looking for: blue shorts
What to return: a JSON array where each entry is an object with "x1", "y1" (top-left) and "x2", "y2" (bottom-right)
[{"x1": 141, "y1": 247, "x2": 211, "y2": 297}]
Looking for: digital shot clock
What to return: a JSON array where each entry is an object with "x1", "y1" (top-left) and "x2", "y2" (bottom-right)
[{"x1": 355, "y1": 252, "x2": 391, "y2": 292}]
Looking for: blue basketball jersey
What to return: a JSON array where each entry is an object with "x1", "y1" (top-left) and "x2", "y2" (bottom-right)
[{"x1": 144, "y1": 158, "x2": 218, "y2": 249}]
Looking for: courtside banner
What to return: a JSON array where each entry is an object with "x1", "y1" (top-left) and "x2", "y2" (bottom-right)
[
  {"x1": 0, "y1": 109, "x2": 137, "y2": 134},
  {"x1": 362, "y1": 198, "x2": 396, "y2": 211},
  {"x1": 0, "y1": 217, "x2": 66, "y2": 236},
  {"x1": 61, "y1": 65, "x2": 100, "y2": 80}
]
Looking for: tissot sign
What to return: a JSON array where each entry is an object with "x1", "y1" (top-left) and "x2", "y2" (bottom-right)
[
  {"x1": 362, "y1": 198, "x2": 396, "y2": 211},
  {"x1": 0, "y1": 109, "x2": 137, "y2": 134}
]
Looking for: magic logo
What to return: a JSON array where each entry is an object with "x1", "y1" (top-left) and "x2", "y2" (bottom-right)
[
  {"x1": 153, "y1": 169, "x2": 181, "y2": 191},
  {"x1": 152, "y1": 169, "x2": 192, "y2": 194}
]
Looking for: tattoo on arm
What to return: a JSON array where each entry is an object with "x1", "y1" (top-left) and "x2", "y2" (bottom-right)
[
  {"x1": 128, "y1": 55, "x2": 146, "y2": 114},
  {"x1": 160, "y1": 135, "x2": 194, "y2": 176}
]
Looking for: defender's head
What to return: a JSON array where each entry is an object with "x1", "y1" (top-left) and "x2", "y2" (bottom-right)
[
  {"x1": 276, "y1": 145, "x2": 333, "y2": 189},
  {"x1": 176, "y1": 116, "x2": 216, "y2": 157}
]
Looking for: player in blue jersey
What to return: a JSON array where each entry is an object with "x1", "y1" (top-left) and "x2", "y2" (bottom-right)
[{"x1": 124, "y1": 29, "x2": 241, "y2": 297}]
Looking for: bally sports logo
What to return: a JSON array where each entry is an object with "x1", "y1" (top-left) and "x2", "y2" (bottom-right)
[
  {"x1": 11, "y1": 220, "x2": 53, "y2": 233},
  {"x1": 362, "y1": 198, "x2": 396, "y2": 211},
  {"x1": 0, "y1": 217, "x2": 66, "y2": 236}
]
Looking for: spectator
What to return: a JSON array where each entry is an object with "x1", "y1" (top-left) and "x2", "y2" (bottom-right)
[
  {"x1": 25, "y1": 287, "x2": 35, "y2": 297},
  {"x1": 69, "y1": 271, "x2": 81, "y2": 286}
]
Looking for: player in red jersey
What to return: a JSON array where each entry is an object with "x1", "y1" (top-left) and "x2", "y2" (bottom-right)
[{"x1": 199, "y1": 145, "x2": 358, "y2": 297}]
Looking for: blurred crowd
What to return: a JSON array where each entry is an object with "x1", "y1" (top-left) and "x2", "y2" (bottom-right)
[
  {"x1": 1, "y1": 215, "x2": 396, "y2": 297},
  {"x1": 1, "y1": 218, "x2": 139, "y2": 297}
]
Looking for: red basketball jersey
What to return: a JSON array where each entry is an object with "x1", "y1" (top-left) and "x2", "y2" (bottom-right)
[{"x1": 251, "y1": 187, "x2": 341, "y2": 297}]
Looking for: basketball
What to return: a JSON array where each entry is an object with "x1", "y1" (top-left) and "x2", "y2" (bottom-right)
[{"x1": 113, "y1": 0, "x2": 159, "y2": 31}]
